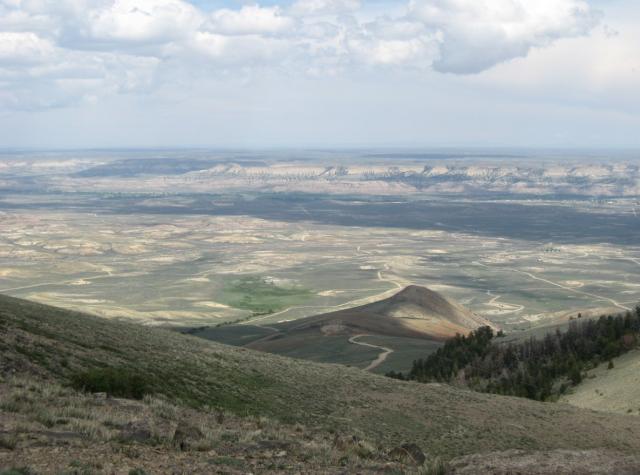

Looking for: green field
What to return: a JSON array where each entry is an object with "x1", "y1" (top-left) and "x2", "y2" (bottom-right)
[
  {"x1": 362, "y1": 335, "x2": 443, "y2": 374},
  {"x1": 219, "y1": 276, "x2": 313, "y2": 314},
  {"x1": 262, "y1": 334, "x2": 381, "y2": 368}
]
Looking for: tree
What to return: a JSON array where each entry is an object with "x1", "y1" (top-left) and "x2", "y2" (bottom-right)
[{"x1": 396, "y1": 304, "x2": 640, "y2": 402}]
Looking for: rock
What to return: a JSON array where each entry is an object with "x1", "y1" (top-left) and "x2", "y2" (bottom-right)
[
  {"x1": 173, "y1": 421, "x2": 204, "y2": 451},
  {"x1": 93, "y1": 392, "x2": 108, "y2": 399},
  {"x1": 120, "y1": 421, "x2": 153, "y2": 443},
  {"x1": 388, "y1": 443, "x2": 427, "y2": 465}
]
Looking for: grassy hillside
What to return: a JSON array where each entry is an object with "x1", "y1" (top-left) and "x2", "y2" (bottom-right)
[
  {"x1": 561, "y1": 349, "x2": 640, "y2": 415},
  {"x1": 3, "y1": 293, "x2": 640, "y2": 462}
]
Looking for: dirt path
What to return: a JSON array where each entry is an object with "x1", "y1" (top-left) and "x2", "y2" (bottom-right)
[
  {"x1": 485, "y1": 290, "x2": 524, "y2": 314},
  {"x1": 513, "y1": 270, "x2": 631, "y2": 312},
  {"x1": 0, "y1": 271, "x2": 122, "y2": 293},
  {"x1": 474, "y1": 261, "x2": 632, "y2": 312},
  {"x1": 348, "y1": 334, "x2": 394, "y2": 371}
]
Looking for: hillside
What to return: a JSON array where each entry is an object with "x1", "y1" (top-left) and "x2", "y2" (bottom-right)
[
  {"x1": 561, "y1": 349, "x2": 640, "y2": 415},
  {"x1": 281, "y1": 285, "x2": 496, "y2": 339},
  {"x1": 3, "y1": 294, "x2": 640, "y2": 473},
  {"x1": 247, "y1": 285, "x2": 494, "y2": 358},
  {"x1": 242, "y1": 286, "x2": 495, "y2": 372}
]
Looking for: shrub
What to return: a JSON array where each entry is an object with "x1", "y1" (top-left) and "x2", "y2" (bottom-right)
[
  {"x1": 0, "y1": 469, "x2": 35, "y2": 475},
  {"x1": 70, "y1": 367, "x2": 152, "y2": 400},
  {"x1": 0, "y1": 434, "x2": 18, "y2": 450}
]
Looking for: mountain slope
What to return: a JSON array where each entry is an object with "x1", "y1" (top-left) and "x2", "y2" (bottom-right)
[{"x1": 2, "y1": 293, "x2": 640, "y2": 460}]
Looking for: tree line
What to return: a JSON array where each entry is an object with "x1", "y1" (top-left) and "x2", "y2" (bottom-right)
[{"x1": 387, "y1": 306, "x2": 640, "y2": 401}]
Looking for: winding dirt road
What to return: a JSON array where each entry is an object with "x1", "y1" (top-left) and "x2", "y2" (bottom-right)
[{"x1": 348, "y1": 334, "x2": 394, "y2": 371}]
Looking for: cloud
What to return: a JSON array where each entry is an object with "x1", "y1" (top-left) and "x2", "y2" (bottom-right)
[
  {"x1": 0, "y1": 32, "x2": 55, "y2": 64},
  {"x1": 190, "y1": 31, "x2": 291, "y2": 65},
  {"x1": 409, "y1": 0, "x2": 600, "y2": 73},
  {"x1": 290, "y1": 0, "x2": 361, "y2": 16},
  {"x1": 208, "y1": 5, "x2": 295, "y2": 35},
  {"x1": 0, "y1": 29, "x2": 159, "y2": 110},
  {"x1": 0, "y1": 0, "x2": 603, "y2": 110},
  {"x1": 87, "y1": 0, "x2": 203, "y2": 44}
]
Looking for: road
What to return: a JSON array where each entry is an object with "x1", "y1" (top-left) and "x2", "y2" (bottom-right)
[
  {"x1": 512, "y1": 269, "x2": 631, "y2": 312},
  {"x1": 0, "y1": 270, "x2": 120, "y2": 293},
  {"x1": 474, "y1": 261, "x2": 632, "y2": 312},
  {"x1": 348, "y1": 334, "x2": 394, "y2": 371}
]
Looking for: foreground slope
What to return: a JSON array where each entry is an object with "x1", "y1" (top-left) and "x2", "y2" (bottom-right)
[{"x1": 2, "y1": 294, "x2": 640, "y2": 461}]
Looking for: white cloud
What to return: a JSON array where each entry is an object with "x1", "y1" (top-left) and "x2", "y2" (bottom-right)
[
  {"x1": 290, "y1": 0, "x2": 361, "y2": 17},
  {"x1": 87, "y1": 0, "x2": 203, "y2": 44},
  {"x1": 409, "y1": 0, "x2": 600, "y2": 73},
  {"x1": 0, "y1": 0, "x2": 606, "y2": 111},
  {"x1": 0, "y1": 29, "x2": 159, "y2": 110},
  {"x1": 0, "y1": 32, "x2": 54, "y2": 64},
  {"x1": 208, "y1": 5, "x2": 295, "y2": 36},
  {"x1": 190, "y1": 31, "x2": 291, "y2": 65},
  {"x1": 348, "y1": 28, "x2": 437, "y2": 67}
]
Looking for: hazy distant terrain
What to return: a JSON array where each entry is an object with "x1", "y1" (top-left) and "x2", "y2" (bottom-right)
[
  {"x1": 2, "y1": 149, "x2": 640, "y2": 197},
  {"x1": 0, "y1": 150, "x2": 639, "y2": 371}
]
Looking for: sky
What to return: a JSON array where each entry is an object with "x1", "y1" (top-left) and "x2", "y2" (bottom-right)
[{"x1": 0, "y1": 0, "x2": 639, "y2": 149}]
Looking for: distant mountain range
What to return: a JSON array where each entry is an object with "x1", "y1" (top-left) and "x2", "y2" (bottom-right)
[
  {"x1": 2, "y1": 155, "x2": 639, "y2": 196},
  {"x1": 80, "y1": 159, "x2": 640, "y2": 196}
]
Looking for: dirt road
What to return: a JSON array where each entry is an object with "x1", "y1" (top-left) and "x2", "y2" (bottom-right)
[{"x1": 349, "y1": 334, "x2": 394, "y2": 371}]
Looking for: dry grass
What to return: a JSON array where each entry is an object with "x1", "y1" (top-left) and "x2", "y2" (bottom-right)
[{"x1": 0, "y1": 377, "x2": 412, "y2": 474}]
